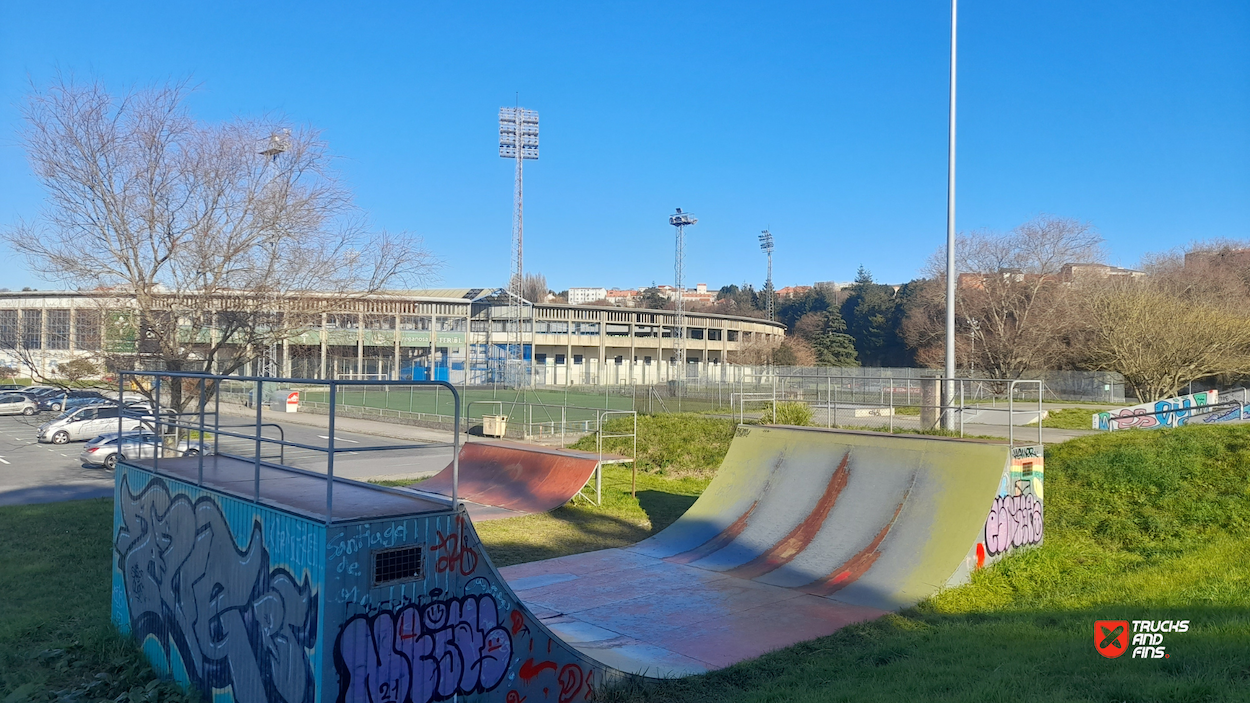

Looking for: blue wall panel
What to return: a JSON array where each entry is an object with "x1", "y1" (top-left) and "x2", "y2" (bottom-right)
[{"x1": 113, "y1": 466, "x2": 326, "y2": 703}]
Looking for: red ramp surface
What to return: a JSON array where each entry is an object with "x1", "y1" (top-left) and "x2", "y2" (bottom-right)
[{"x1": 419, "y1": 441, "x2": 601, "y2": 519}]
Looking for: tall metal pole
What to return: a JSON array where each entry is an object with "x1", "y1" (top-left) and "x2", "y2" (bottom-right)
[
  {"x1": 669, "y1": 209, "x2": 697, "y2": 392},
  {"x1": 512, "y1": 111, "x2": 524, "y2": 383},
  {"x1": 943, "y1": 0, "x2": 958, "y2": 429}
]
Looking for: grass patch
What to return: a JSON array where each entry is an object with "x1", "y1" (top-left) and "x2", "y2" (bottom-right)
[
  {"x1": 570, "y1": 413, "x2": 735, "y2": 476},
  {"x1": 753, "y1": 401, "x2": 813, "y2": 426},
  {"x1": 601, "y1": 423, "x2": 1250, "y2": 702},
  {"x1": 0, "y1": 500, "x2": 196, "y2": 702},
  {"x1": 1042, "y1": 407, "x2": 1097, "y2": 430},
  {"x1": 472, "y1": 466, "x2": 710, "y2": 567}
]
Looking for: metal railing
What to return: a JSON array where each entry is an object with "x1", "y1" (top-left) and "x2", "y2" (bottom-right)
[{"x1": 117, "y1": 371, "x2": 462, "y2": 524}]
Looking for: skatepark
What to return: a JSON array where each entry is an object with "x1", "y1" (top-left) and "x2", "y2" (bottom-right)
[{"x1": 100, "y1": 372, "x2": 1047, "y2": 703}]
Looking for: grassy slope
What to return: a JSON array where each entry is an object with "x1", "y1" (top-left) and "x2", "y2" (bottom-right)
[
  {"x1": 0, "y1": 500, "x2": 194, "y2": 702},
  {"x1": 570, "y1": 413, "x2": 736, "y2": 476},
  {"x1": 1043, "y1": 407, "x2": 1098, "y2": 429},
  {"x1": 601, "y1": 424, "x2": 1250, "y2": 702}
]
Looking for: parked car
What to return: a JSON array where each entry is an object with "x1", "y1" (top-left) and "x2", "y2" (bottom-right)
[
  {"x1": 79, "y1": 431, "x2": 211, "y2": 469},
  {"x1": 0, "y1": 384, "x2": 23, "y2": 392},
  {"x1": 37, "y1": 405, "x2": 148, "y2": 444},
  {"x1": 0, "y1": 393, "x2": 38, "y2": 416},
  {"x1": 37, "y1": 389, "x2": 106, "y2": 412}
]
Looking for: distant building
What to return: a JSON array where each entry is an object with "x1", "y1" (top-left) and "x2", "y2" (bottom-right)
[
  {"x1": 1058, "y1": 263, "x2": 1144, "y2": 282},
  {"x1": 567, "y1": 287, "x2": 608, "y2": 305},
  {"x1": 775, "y1": 285, "x2": 811, "y2": 299},
  {"x1": 1184, "y1": 248, "x2": 1250, "y2": 270},
  {"x1": 656, "y1": 283, "x2": 715, "y2": 305}
]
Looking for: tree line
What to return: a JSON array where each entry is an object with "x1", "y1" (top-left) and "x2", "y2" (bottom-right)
[{"x1": 721, "y1": 216, "x2": 1250, "y2": 402}]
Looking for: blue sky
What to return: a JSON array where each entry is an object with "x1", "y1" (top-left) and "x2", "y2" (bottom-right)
[{"x1": 1, "y1": 1, "x2": 1247, "y2": 293}]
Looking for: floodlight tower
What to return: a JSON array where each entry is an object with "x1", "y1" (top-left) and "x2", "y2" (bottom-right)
[
  {"x1": 669, "y1": 208, "x2": 697, "y2": 384},
  {"x1": 759, "y1": 229, "x2": 775, "y2": 321},
  {"x1": 499, "y1": 106, "x2": 539, "y2": 382}
]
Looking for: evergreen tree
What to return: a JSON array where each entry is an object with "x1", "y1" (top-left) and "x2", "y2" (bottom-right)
[{"x1": 841, "y1": 266, "x2": 905, "y2": 366}]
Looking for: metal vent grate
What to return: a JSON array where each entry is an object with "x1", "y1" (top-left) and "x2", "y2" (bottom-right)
[{"x1": 373, "y1": 546, "x2": 423, "y2": 586}]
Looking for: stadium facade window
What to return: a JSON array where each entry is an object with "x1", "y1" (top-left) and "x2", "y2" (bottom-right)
[
  {"x1": 0, "y1": 311, "x2": 16, "y2": 347},
  {"x1": 46, "y1": 309, "x2": 71, "y2": 350},
  {"x1": 727, "y1": 330, "x2": 739, "y2": 342},
  {"x1": 573, "y1": 355, "x2": 583, "y2": 365},
  {"x1": 555, "y1": 354, "x2": 566, "y2": 365},
  {"x1": 75, "y1": 310, "x2": 101, "y2": 350},
  {"x1": 21, "y1": 310, "x2": 41, "y2": 349}
]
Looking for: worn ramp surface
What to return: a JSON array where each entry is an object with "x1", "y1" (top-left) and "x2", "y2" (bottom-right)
[
  {"x1": 418, "y1": 441, "x2": 600, "y2": 519},
  {"x1": 501, "y1": 425, "x2": 1029, "y2": 675}
]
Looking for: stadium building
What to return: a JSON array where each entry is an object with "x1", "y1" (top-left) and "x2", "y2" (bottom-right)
[{"x1": 0, "y1": 289, "x2": 786, "y2": 385}]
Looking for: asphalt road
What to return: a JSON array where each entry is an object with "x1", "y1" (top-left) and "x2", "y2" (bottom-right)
[{"x1": 0, "y1": 413, "x2": 453, "y2": 507}]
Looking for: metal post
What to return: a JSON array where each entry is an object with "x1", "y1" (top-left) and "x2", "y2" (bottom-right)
[
  {"x1": 326, "y1": 383, "x2": 337, "y2": 522},
  {"x1": 153, "y1": 376, "x2": 161, "y2": 474},
  {"x1": 1038, "y1": 380, "x2": 1044, "y2": 445},
  {"x1": 214, "y1": 382, "x2": 221, "y2": 457},
  {"x1": 198, "y1": 378, "x2": 206, "y2": 485},
  {"x1": 452, "y1": 384, "x2": 460, "y2": 507},
  {"x1": 117, "y1": 372, "x2": 124, "y2": 448},
  {"x1": 254, "y1": 378, "x2": 262, "y2": 501},
  {"x1": 772, "y1": 375, "x2": 777, "y2": 424},
  {"x1": 959, "y1": 380, "x2": 965, "y2": 437},
  {"x1": 942, "y1": 0, "x2": 958, "y2": 430},
  {"x1": 889, "y1": 385, "x2": 894, "y2": 433},
  {"x1": 1008, "y1": 380, "x2": 1015, "y2": 446}
]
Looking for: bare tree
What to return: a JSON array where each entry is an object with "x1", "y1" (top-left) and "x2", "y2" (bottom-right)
[
  {"x1": 2, "y1": 76, "x2": 437, "y2": 408},
  {"x1": 1079, "y1": 242, "x2": 1250, "y2": 400},
  {"x1": 520, "y1": 273, "x2": 548, "y2": 302},
  {"x1": 906, "y1": 215, "x2": 1102, "y2": 377}
]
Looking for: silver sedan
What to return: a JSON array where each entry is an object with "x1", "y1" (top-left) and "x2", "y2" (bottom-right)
[{"x1": 0, "y1": 393, "x2": 38, "y2": 416}]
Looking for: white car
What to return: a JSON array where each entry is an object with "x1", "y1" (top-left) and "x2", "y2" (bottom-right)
[
  {"x1": 80, "y1": 431, "x2": 212, "y2": 469},
  {"x1": 0, "y1": 393, "x2": 38, "y2": 416},
  {"x1": 37, "y1": 404, "x2": 148, "y2": 444}
]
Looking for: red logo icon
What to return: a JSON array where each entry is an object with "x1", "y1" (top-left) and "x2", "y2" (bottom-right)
[{"x1": 1095, "y1": 620, "x2": 1130, "y2": 658}]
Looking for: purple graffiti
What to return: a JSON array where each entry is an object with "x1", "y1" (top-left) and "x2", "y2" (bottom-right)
[
  {"x1": 115, "y1": 476, "x2": 318, "y2": 703},
  {"x1": 984, "y1": 493, "x2": 1043, "y2": 556},
  {"x1": 335, "y1": 580, "x2": 512, "y2": 703}
]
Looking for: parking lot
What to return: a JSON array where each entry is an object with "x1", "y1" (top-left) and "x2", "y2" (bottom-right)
[{"x1": 0, "y1": 412, "x2": 455, "y2": 507}]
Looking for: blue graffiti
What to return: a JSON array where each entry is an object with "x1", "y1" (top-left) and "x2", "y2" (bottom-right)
[
  {"x1": 334, "y1": 579, "x2": 512, "y2": 703},
  {"x1": 115, "y1": 476, "x2": 318, "y2": 703}
]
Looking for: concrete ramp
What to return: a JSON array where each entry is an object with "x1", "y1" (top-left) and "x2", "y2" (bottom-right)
[
  {"x1": 500, "y1": 426, "x2": 1044, "y2": 674},
  {"x1": 418, "y1": 441, "x2": 601, "y2": 519}
]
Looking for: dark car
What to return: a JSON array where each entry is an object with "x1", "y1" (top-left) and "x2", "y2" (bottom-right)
[
  {"x1": 37, "y1": 389, "x2": 107, "y2": 412},
  {"x1": 0, "y1": 384, "x2": 23, "y2": 392}
]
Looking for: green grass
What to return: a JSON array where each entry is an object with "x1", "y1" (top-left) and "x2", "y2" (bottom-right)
[
  {"x1": 7, "y1": 424, "x2": 1250, "y2": 701},
  {"x1": 570, "y1": 413, "x2": 736, "y2": 476},
  {"x1": 0, "y1": 500, "x2": 196, "y2": 703},
  {"x1": 599, "y1": 423, "x2": 1250, "y2": 702},
  {"x1": 1043, "y1": 407, "x2": 1098, "y2": 430}
]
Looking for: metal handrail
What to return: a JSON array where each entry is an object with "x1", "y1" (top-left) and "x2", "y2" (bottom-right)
[
  {"x1": 118, "y1": 371, "x2": 462, "y2": 524},
  {"x1": 597, "y1": 409, "x2": 638, "y2": 498}
]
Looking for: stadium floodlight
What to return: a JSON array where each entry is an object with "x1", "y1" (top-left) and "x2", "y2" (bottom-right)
[
  {"x1": 499, "y1": 107, "x2": 539, "y2": 384},
  {"x1": 669, "y1": 208, "x2": 697, "y2": 389},
  {"x1": 759, "y1": 229, "x2": 775, "y2": 321}
]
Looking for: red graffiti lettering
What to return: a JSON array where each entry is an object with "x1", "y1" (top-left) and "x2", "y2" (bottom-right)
[
  {"x1": 975, "y1": 542, "x2": 986, "y2": 569},
  {"x1": 557, "y1": 664, "x2": 585, "y2": 703},
  {"x1": 506, "y1": 692, "x2": 527, "y2": 703},
  {"x1": 511, "y1": 609, "x2": 529, "y2": 636},
  {"x1": 519, "y1": 658, "x2": 557, "y2": 684},
  {"x1": 432, "y1": 515, "x2": 479, "y2": 575}
]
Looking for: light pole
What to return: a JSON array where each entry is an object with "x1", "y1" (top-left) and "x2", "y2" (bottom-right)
[
  {"x1": 669, "y1": 208, "x2": 697, "y2": 390},
  {"x1": 499, "y1": 106, "x2": 539, "y2": 385},
  {"x1": 943, "y1": 0, "x2": 958, "y2": 429},
  {"x1": 759, "y1": 230, "x2": 775, "y2": 321}
]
